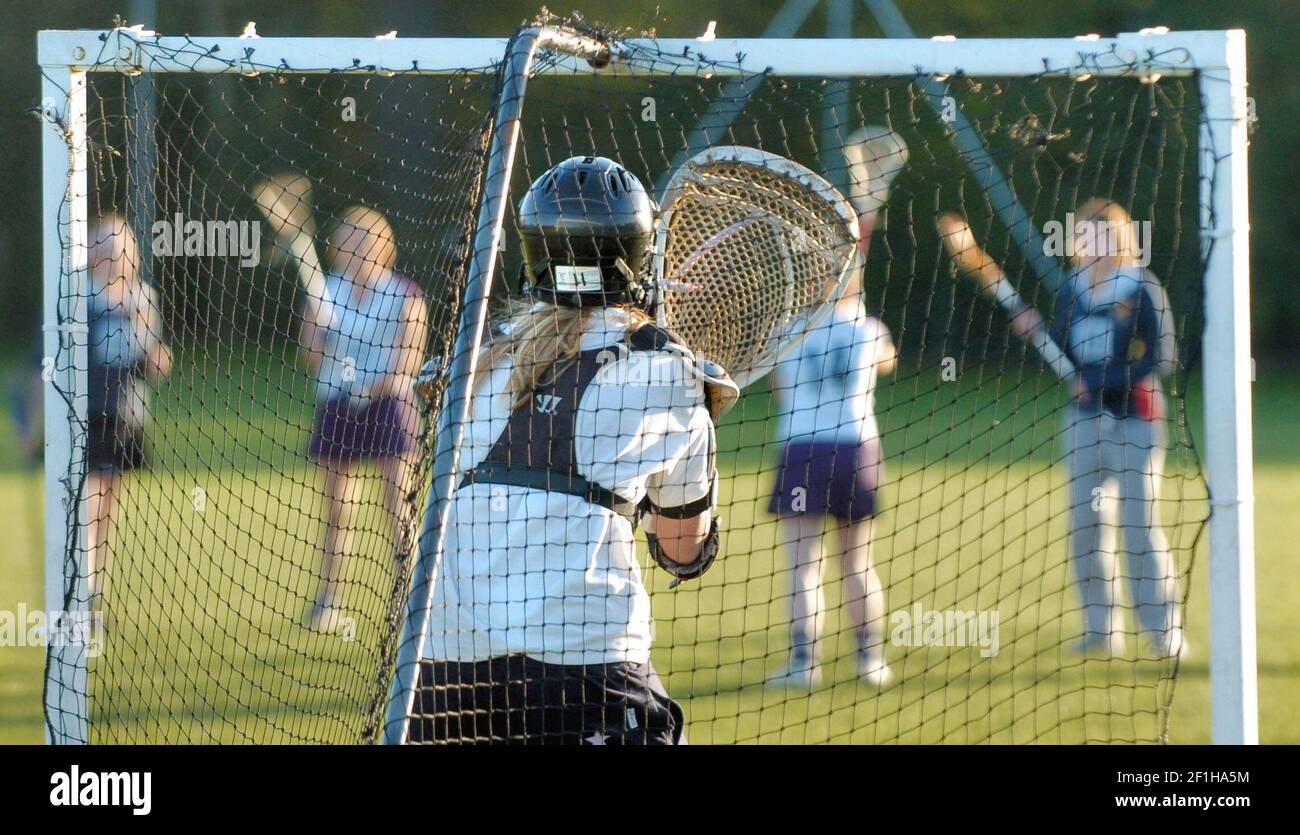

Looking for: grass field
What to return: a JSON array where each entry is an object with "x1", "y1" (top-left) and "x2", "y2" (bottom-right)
[{"x1": 1, "y1": 359, "x2": 1297, "y2": 743}]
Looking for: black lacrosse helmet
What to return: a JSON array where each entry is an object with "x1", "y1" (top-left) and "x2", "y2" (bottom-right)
[{"x1": 517, "y1": 155, "x2": 657, "y2": 307}]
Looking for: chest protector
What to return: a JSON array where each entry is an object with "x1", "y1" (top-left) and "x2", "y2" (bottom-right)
[
  {"x1": 458, "y1": 321, "x2": 727, "y2": 584},
  {"x1": 458, "y1": 323, "x2": 682, "y2": 524}
]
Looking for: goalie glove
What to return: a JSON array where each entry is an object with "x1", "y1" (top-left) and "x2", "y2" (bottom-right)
[{"x1": 694, "y1": 357, "x2": 738, "y2": 422}]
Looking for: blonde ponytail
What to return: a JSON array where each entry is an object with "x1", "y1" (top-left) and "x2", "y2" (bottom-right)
[{"x1": 473, "y1": 301, "x2": 654, "y2": 411}]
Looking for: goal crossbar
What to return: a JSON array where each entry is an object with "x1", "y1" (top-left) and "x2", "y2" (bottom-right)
[{"x1": 38, "y1": 29, "x2": 1230, "y2": 77}]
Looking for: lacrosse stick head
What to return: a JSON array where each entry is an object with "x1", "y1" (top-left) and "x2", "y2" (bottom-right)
[
  {"x1": 652, "y1": 146, "x2": 860, "y2": 389},
  {"x1": 248, "y1": 171, "x2": 318, "y2": 240},
  {"x1": 844, "y1": 125, "x2": 910, "y2": 218}
]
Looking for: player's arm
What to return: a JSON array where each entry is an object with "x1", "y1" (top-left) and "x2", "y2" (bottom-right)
[
  {"x1": 938, "y1": 213, "x2": 1075, "y2": 381},
  {"x1": 938, "y1": 213, "x2": 1046, "y2": 341},
  {"x1": 298, "y1": 301, "x2": 330, "y2": 374},
  {"x1": 643, "y1": 381, "x2": 721, "y2": 583},
  {"x1": 1147, "y1": 278, "x2": 1178, "y2": 379},
  {"x1": 143, "y1": 336, "x2": 174, "y2": 384},
  {"x1": 136, "y1": 285, "x2": 172, "y2": 383},
  {"x1": 292, "y1": 270, "x2": 335, "y2": 376},
  {"x1": 872, "y1": 320, "x2": 898, "y2": 378},
  {"x1": 644, "y1": 507, "x2": 713, "y2": 565},
  {"x1": 876, "y1": 340, "x2": 897, "y2": 377}
]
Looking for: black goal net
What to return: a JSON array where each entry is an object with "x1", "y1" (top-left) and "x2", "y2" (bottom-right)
[{"x1": 44, "y1": 19, "x2": 1209, "y2": 744}]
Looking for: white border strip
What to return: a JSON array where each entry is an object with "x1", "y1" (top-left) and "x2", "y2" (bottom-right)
[{"x1": 37, "y1": 25, "x2": 1254, "y2": 746}]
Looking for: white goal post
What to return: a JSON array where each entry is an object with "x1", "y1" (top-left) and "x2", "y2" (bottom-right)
[{"x1": 37, "y1": 25, "x2": 1256, "y2": 744}]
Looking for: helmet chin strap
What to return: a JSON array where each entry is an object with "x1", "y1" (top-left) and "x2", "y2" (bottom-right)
[
  {"x1": 640, "y1": 273, "x2": 661, "y2": 319},
  {"x1": 517, "y1": 258, "x2": 547, "y2": 296}
]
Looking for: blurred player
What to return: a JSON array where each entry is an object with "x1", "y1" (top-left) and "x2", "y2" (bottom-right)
[
  {"x1": 301, "y1": 206, "x2": 429, "y2": 632},
  {"x1": 766, "y1": 259, "x2": 897, "y2": 689},
  {"x1": 411, "y1": 155, "x2": 735, "y2": 745},
  {"x1": 84, "y1": 215, "x2": 173, "y2": 607},
  {"x1": 1046, "y1": 198, "x2": 1183, "y2": 659},
  {"x1": 766, "y1": 126, "x2": 905, "y2": 689}
]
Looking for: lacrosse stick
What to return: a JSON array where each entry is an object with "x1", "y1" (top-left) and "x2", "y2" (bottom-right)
[
  {"x1": 843, "y1": 125, "x2": 909, "y2": 232},
  {"x1": 652, "y1": 146, "x2": 861, "y2": 388},
  {"x1": 248, "y1": 172, "x2": 334, "y2": 328},
  {"x1": 937, "y1": 212, "x2": 1076, "y2": 380}
]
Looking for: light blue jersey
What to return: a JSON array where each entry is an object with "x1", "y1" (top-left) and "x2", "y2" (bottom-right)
[
  {"x1": 315, "y1": 270, "x2": 421, "y2": 404},
  {"x1": 772, "y1": 306, "x2": 892, "y2": 446},
  {"x1": 87, "y1": 281, "x2": 162, "y2": 427}
]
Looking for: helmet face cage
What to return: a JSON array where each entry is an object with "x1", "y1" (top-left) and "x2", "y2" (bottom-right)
[{"x1": 517, "y1": 155, "x2": 657, "y2": 308}]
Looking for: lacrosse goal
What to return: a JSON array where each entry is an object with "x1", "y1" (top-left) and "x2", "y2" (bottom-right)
[{"x1": 38, "y1": 19, "x2": 1254, "y2": 743}]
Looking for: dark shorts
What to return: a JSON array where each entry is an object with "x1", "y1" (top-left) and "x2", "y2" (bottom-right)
[
  {"x1": 307, "y1": 395, "x2": 417, "y2": 463},
  {"x1": 767, "y1": 439, "x2": 884, "y2": 521},
  {"x1": 86, "y1": 414, "x2": 148, "y2": 473},
  {"x1": 409, "y1": 655, "x2": 685, "y2": 745}
]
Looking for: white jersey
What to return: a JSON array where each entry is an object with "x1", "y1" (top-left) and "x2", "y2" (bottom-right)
[
  {"x1": 772, "y1": 305, "x2": 892, "y2": 445},
  {"x1": 314, "y1": 270, "x2": 420, "y2": 404},
  {"x1": 424, "y1": 307, "x2": 715, "y2": 666}
]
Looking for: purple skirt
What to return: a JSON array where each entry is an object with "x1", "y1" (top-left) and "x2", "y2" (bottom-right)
[
  {"x1": 768, "y1": 439, "x2": 884, "y2": 521},
  {"x1": 308, "y1": 395, "x2": 418, "y2": 463}
]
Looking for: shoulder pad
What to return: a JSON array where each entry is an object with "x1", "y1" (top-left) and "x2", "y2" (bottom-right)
[
  {"x1": 627, "y1": 323, "x2": 739, "y2": 420},
  {"x1": 627, "y1": 322, "x2": 687, "y2": 353}
]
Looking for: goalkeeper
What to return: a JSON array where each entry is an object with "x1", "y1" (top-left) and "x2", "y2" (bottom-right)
[{"x1": 411, "y1": 155, "x2": 735, "y2": 745}]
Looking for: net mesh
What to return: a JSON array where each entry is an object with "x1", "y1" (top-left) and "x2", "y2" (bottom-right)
[
  {"x1": 45, "y1": 35, "x2": 499, "y2": 743},
  {"x1": 45, "y1": 23, "x2": 1211, "y2": 744}
]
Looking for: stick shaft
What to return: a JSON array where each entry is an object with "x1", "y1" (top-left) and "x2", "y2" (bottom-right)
[{"x1": 985, "y1": 279, "x2": 1076, "y2": 379}]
